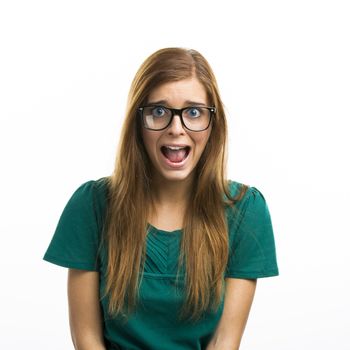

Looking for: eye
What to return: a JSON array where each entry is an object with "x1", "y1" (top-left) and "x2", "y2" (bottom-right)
[
  {"x1": 185, "y1": 107, "x2": 202, "y2": 118},
  {"x1": 151, "y1": 106, "x2": 167, "y2": 118}
]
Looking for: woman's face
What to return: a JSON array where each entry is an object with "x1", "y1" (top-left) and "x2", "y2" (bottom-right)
[{"x1": 141, "y1": 76, "x2": 212, "y2": 184}]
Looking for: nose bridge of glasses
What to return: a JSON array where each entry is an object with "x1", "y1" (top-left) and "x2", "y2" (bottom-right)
[
  {"x1": 171, "y1": 107, "x2": 183, "y2": 117},
  {"x1": 168, "y1": 110, "x2": 185, "y2": 129}
]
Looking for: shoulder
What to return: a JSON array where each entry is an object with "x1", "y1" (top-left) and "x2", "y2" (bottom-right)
[
  {"x1": 225, "y1": 180, "x2": 269, "y2": 222},
  {"x1": 74, "y1": 176, "x2": 109, "y2": 193},
  {"x1": 227, "y1": 179, "x2": 267, "y2": 203},
  {"x1": 64, "y1": 177, "x2": 110, "y2": 219},
  {"x1": 71, "y1": 176, "x2": 110, "y2": 201}
]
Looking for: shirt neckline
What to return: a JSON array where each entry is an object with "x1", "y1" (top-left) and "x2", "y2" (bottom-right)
[{"x1": 147, "y1": 223, "x2": 182, "y2": 235}]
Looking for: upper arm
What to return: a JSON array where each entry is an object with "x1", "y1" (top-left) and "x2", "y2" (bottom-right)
[
  {"x1": 221, "y1": 277, "x2": 257, "y2": 320},
  {"x1": 207, "y1": 278, "x2": 257, "y2": 350},
  {"x1": 68, "y1": 269, "x2": 105, "y2": 349}
]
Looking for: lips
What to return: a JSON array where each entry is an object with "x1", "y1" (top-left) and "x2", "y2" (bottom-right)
[{"x1": 160, "y1": 145, "x2": 191, "y2": 163}]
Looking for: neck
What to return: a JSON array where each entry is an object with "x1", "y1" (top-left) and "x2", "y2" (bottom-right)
[
  {"x1": 150, "y1": 175, "x2": 194, "y2": 207},
  {"x1": 147, "y1": 173, "x2": 196, "y2": 231}
]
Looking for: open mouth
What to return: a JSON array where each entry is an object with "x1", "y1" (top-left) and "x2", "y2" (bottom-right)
[{"x1": 161, "y1": 145, "x2": 191, "y2": 163}]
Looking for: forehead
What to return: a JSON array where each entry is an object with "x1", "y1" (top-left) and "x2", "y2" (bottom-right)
[{"x1": 147, "y1": 77, "x2": 208, "y2": 105}]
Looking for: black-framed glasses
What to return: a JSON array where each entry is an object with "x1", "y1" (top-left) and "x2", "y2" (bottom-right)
[{"x1": 138, "y1": 105, "x2": 216, "y2": 132}]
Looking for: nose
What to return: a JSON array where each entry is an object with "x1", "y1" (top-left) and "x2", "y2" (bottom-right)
[{"x1": 167, "y1": 114, "x2": 185, "y2": 135}]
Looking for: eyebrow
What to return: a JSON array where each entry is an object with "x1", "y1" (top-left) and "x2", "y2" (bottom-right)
[{"x1": 147, "y1": 100, "x2": 207, "y2": 106}]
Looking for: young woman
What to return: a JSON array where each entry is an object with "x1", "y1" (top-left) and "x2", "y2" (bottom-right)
[{"x1": 44, "y1": 47, "x2": 279, "y2": 350}]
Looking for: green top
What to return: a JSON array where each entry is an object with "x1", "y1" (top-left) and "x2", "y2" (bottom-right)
[{"x1": 43, "y1": 178, "x2": 279, "y2": 350}]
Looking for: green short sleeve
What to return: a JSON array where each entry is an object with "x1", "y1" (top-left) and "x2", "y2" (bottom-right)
[
  {"x1": 225, "y1": 186, "x2": 279, "y2": 279},
  {"x1": 43, "y1": 179, "x2": 105, "y2": 271}
]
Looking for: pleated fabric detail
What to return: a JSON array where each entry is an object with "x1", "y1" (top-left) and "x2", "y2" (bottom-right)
[{"x1": 144, "y1": 225, "x2": 182, "y2": 275}]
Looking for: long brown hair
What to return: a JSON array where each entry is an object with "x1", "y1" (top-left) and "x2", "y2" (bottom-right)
[{"x1": 103, "y1": 48, "x2": 248, "y2": 320}]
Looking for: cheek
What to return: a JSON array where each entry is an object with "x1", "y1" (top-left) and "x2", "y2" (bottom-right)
[
  {"x1": 196, "y1": 130, "x2": 211, "y2": 151},
  {"x1": 141, "y1": 131, "x2": 150, "y2": 157},
  {"x1": 141, "y1": 129, "x2": 150, "y2": 148},
  {"x1": 142, "y1": 130, "x2": 157, "y2": 156},
  {"x1": 194, "y1": 131, "x2": 212, "y2": 162}
]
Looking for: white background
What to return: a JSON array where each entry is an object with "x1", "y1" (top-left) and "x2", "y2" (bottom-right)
[{"x1": 1, "y1": 0, "x2": 349, "y2": 349}]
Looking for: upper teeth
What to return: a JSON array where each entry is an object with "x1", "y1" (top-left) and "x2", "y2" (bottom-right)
[{"x1": 166, "y1": 146, "x2": 186, "y2": 150}]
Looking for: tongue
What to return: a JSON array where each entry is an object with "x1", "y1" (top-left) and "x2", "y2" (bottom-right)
[{"x1": 163, "y1": 148, "x2": 187, "y2": 163}]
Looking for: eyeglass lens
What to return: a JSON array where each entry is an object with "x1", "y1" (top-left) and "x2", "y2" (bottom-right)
[{"x1": 142, "y1": 106, "x2": 211, "y2": 131}]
